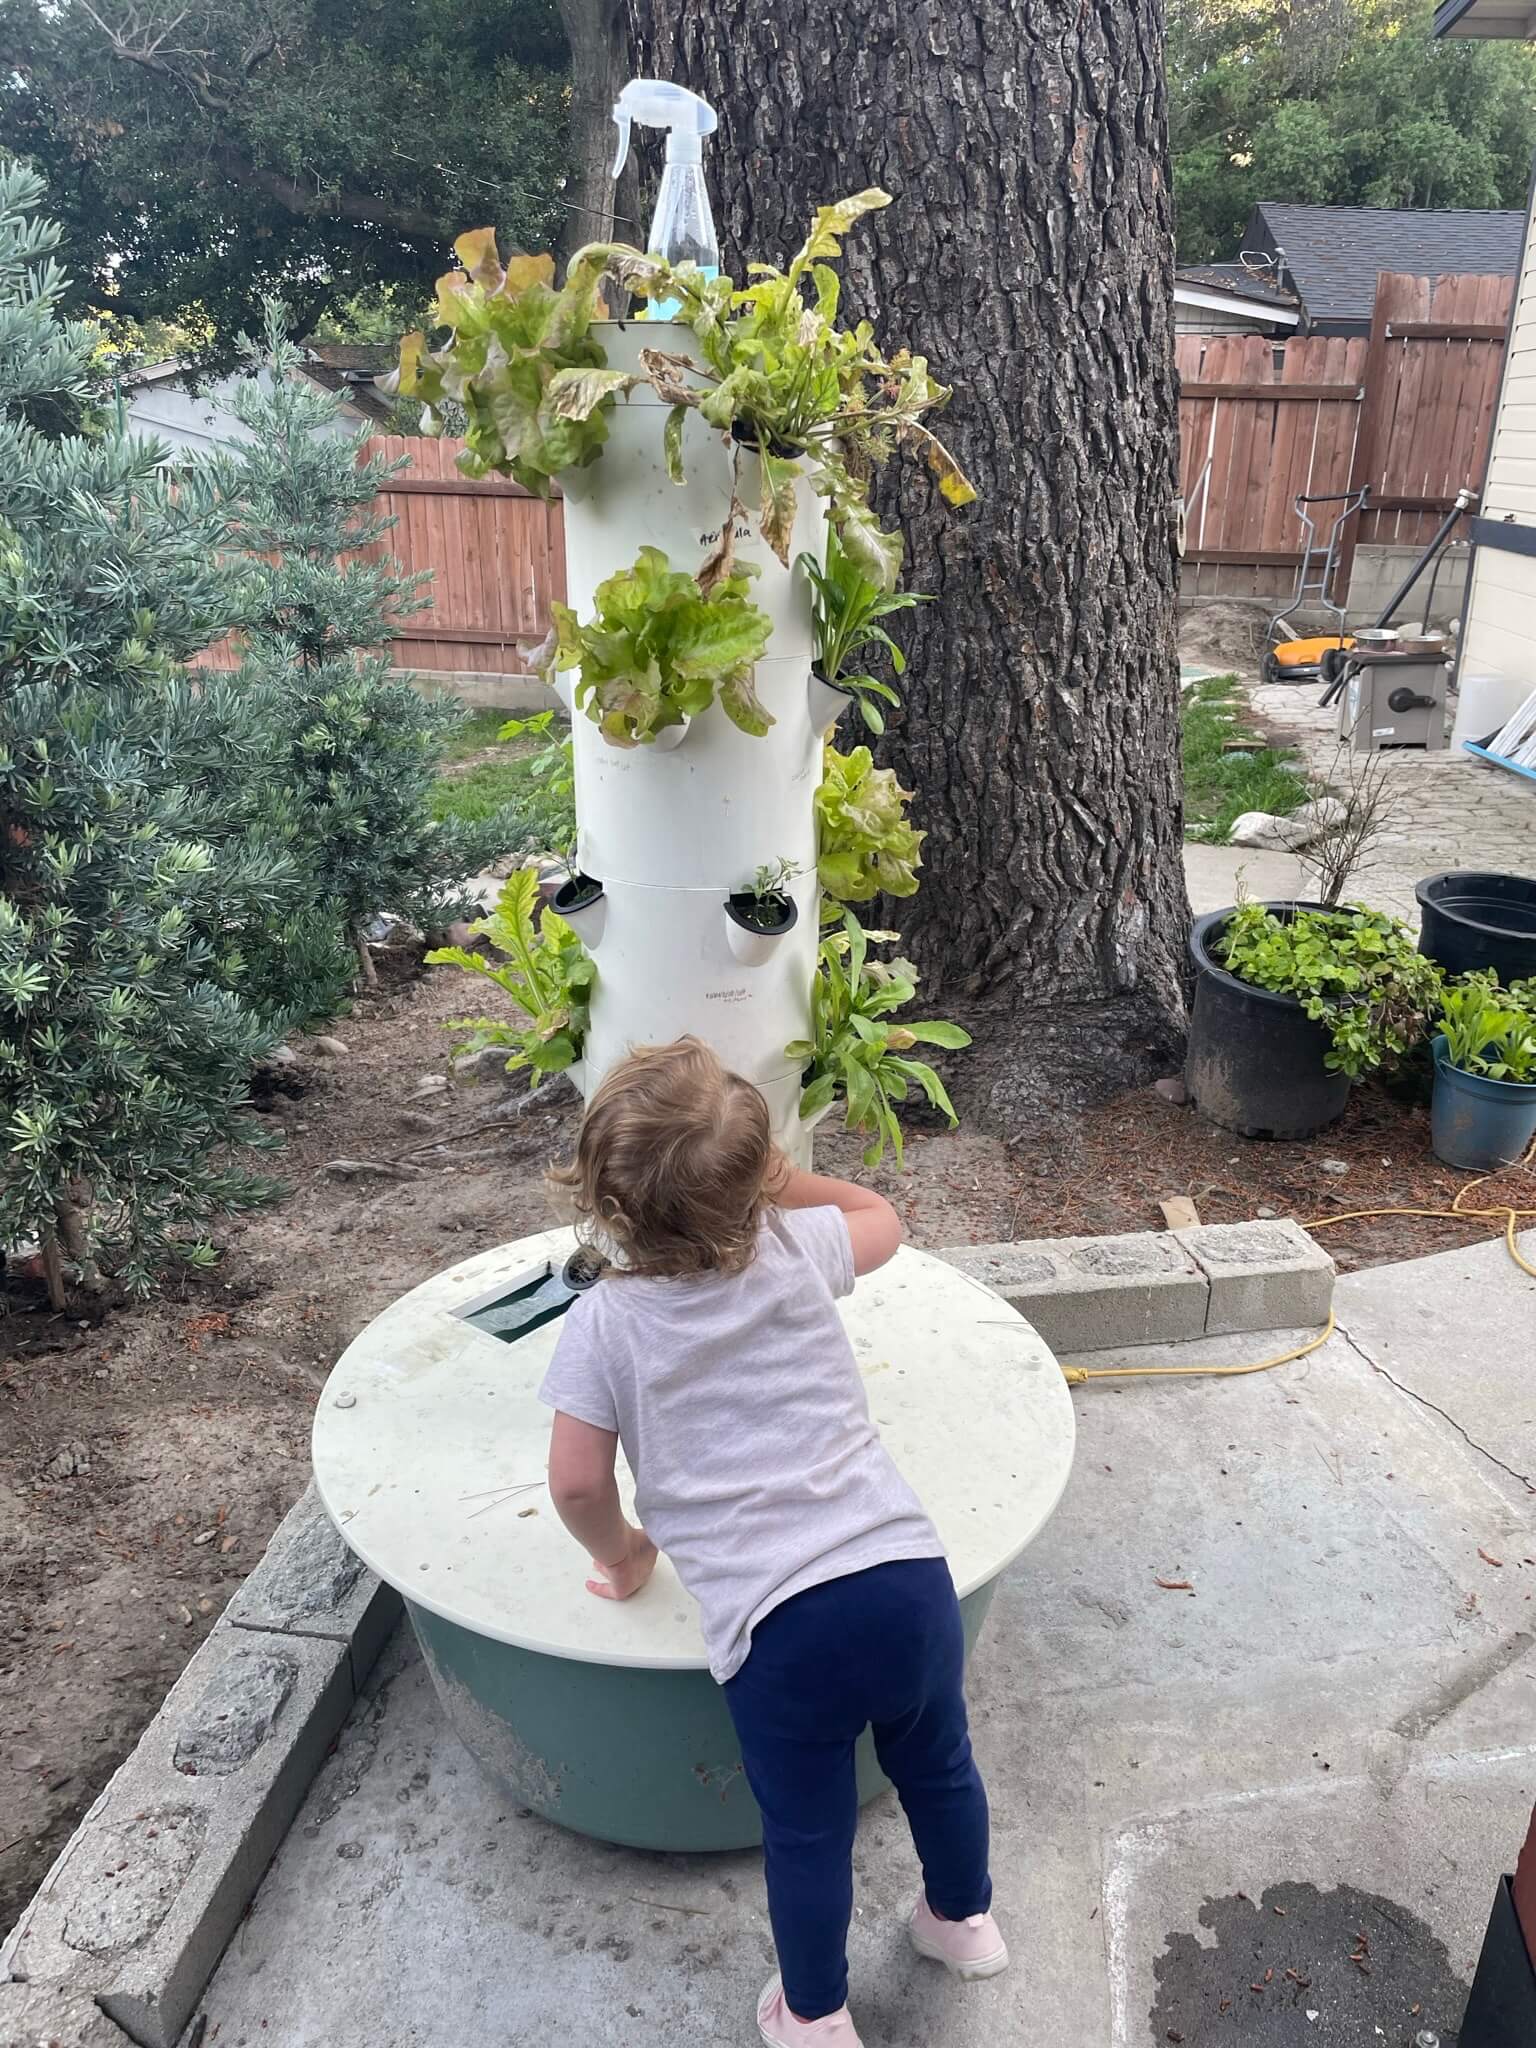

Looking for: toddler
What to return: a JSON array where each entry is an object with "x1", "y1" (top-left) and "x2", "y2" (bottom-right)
[{"x1": 540, "y1": 1037, "x2": 1006, "y2": 2045}]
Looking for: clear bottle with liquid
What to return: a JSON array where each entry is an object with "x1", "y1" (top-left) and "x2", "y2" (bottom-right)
[{"x1": 611, "y1": 79, "x2": 719, "y2": 318}]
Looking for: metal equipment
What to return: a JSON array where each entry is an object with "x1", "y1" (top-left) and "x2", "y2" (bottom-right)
[
  {"x1": 1263, "y1": 486, "x2": 1371, "y2": 681},
  {"x1": 1264, "y1": 486, "x2": 1476, "y2": 685},
  {"x1": 1332, "y1": 638, "x2": 1450, "y2": 753}
]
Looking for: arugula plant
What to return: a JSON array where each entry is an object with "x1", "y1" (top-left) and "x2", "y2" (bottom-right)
[
  {"x1": 788, "y1": 909, "x2": 970, "y2": 1167},
  {"x1": 425, "y1": 866, "x2": 593, "y2": 1086},
  {"x1": 538, "y1": 543, "x2": 773, "y2": 746},
  {"x1": 800, "y1": 525, "x2": 927, "y2": 735},
  {"x1": 394, "y1": 237, "x2": 612, "y2": 496},
  {"x1": 1218, "y1": 902, "x2": 1443, "y2": 1078},
  {"x1": 750, "y1": 856, "x2": 801, "y2": 903},
  {"x1": 815, "y1": 744, "x2": 924, "y2": 903},
  {"x1": 1437, "y1": 974, "x2": 1536, "y2": 1083}
]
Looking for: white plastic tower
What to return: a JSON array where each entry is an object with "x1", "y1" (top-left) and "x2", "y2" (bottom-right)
[{"x1": 555, "y1": 322, "x2": 841, "y2": 1157}]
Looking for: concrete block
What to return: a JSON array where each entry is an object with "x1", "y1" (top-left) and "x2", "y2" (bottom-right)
[
  {"x1": 224, "y1": 1481, "x2": 400, "y2": 1689},
  {"x1": 1175, "y1": 1218, "x2": 1335, "y2": 1336},
  {"x1": 0, "y1": 1979, "x2": 135, "y2": 2048},
  {"x1": 941, "y1": 1233, "x2": 1209, "y2": 1351},
  {"x1": 2, "y1": 1626, "x2": 351, "y2": 2048}
]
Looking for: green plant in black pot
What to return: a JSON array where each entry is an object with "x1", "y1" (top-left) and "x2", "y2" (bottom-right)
[
  {"x1": 426, "y1": 867, "x2": 594, "y2": 1087},
  {"x1": 1217, "y1": 902, "x2": 1443, "y2": 1078},
  {"x1": 800, "y1": 526, "x2": 929, "y2": 735}
]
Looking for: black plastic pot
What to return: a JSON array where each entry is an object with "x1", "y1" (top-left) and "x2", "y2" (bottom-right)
[
  {"x1": 730, "y1": 420, "x2": 802, "y2": 463},
  {"x1": 1416, "y1": 871, "x2": 1536, "y2": 983},
  {"x1": 1185, "y1": 904, "x2": 1353, "y2": 1140},
  {"x1": 552, "y1": 872, "x2": 604, "y2": 917},
  {"x1": 1458, "y1": 1876, "x2": 1536, "y2": 2048},
  {"x1": 724, "y1": 889, "x2": 797, "y2": 938}
]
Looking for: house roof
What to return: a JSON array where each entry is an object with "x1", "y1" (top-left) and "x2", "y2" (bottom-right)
[
  {"x1": 1175, "y1": 261, "x2": 1299, "y2": 310},
  {"x1": 1248, "y1": 203, "x2": 1526, "y2": 325},
  {"x1": 302, "y1": 364, "x2": 395, "y2": 424},
  {"x1": 118, "y1": 351, "x2": 393, "y2": 423},
  {"x1": 1432, "y1": 0, "x2": 1528, "y2": 36}
]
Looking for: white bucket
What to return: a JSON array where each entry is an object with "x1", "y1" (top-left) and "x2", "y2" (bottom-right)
[{"x1": 1453, "y1": 670, "x2": 1533, "y2": 748}]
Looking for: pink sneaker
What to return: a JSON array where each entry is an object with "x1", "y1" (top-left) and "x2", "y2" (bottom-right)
[
  {"x1": 908, "y1": 1895, "x2": 1010, "y2": 1981},
  {"x1": 757, "y1": 1976, "x2": 864, "y2": 2045}
]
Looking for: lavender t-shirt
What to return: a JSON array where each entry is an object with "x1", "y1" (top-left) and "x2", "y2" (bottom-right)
[{"x1": 538, "y1": 1205, "x2": 944, "y2": 1681}]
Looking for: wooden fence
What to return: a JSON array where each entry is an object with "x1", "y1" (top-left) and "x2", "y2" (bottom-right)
[
  {"x1": 196, "y1": 271, "x2": 1514, "y2": 652},
  {"x1": 1180, "y1": 271, "x2": 1514, "y2": 601},
  {"x1": 196, "y1": 434, "x2": 566, "y2": 678},
  {"x1": 359, "y1": 435, "x2": 565, "y2": 676}
]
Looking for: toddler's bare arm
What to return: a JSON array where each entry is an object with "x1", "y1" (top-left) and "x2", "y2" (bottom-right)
[
  {"x1": 548, "y1": 1411, "x2": 657, "y2": 1601},
  {"x1": 769, "y1": 1162, "x2": 903, "y2": 1277}
]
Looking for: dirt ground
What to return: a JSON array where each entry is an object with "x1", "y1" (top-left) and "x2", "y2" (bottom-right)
[
  {"x1": 2, "y1": 951, "x2": 1527, "y2": 1937},
  {"x1": 1179, "y1": 596, "x2": 1270, "y2": 675}
]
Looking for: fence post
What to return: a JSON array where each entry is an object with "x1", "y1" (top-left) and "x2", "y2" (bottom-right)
[{"x1": 1334, "y1": 274, "x2": 1394, "y2": 610}]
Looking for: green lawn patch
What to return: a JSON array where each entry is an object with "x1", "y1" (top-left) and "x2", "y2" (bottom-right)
[
  {"x1": 429, "y1": 710, "x2": 576, "y2": 854},
  {"x1": 1181, "y1": 675, "x2": 1312, "y2": 844},
  {"x1": 438, "y1": 704, "x2": 518, "y2": 764}
]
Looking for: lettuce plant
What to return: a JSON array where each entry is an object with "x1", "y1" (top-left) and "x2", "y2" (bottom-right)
[
  {"x1": 538, "y1": 543, "x2": 773, "y2": 746},
  {"x1": 528, "y1": 195, "x2": 972, "y2": 587},
  {"x1": 815, "y1": 744, "x2": 924, "y2": 903},
  {"x1": 788, "y1": 909, "x2": 970, "y2": 1166},
  {"x1": 394, "y1": 235, "x2": 613, "y2": 496},
  {"x1": 398, "y1": 198, "x2": 975, "y2": 586},
  {"x1": 1437, "y1": 974, "x2": 1536, "y2": 1083},
  {"x1": 425, "y1": 866, "x2": 593, "y2": 1086}
]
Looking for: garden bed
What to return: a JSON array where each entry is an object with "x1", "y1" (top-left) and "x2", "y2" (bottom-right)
[{"x1": 2, "y1": 954, "x2": 1525, "y2": 1936}]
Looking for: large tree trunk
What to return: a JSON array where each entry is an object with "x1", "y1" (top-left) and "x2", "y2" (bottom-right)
[
  {"x1": 629, "y1": 0, "x2": 1191, "y2": 1135},
  {"x1": 557, "y1": 0, "x2": 643, "y2": 268}
]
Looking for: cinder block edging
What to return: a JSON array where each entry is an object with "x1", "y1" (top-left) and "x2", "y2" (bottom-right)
[
  {"x1": 0, "y1": 1487, "x2": 400, "y2": 2048},
  {"x1": 939, "y1": 1219, "x2": 1335, "y2": 1355}
]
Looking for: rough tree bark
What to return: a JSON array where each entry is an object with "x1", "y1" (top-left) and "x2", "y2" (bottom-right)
[
  {"x1": 557, "y1": 0, "x2": 644, "y2": 268},
  {"x1": 627, "y1": 0, "x2": 1191, "y2": 1134}
]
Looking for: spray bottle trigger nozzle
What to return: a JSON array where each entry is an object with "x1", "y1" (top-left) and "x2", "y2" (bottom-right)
[{"x1": 610, "y1": 79, "x2": 718, "y2": 179}]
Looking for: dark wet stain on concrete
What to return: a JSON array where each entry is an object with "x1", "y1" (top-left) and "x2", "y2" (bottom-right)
[{"x1": 1151, "y1": 1880, "x2": 1468, "y2": 2045}]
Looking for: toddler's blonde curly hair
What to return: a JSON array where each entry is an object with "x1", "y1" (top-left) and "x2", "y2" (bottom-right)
[{"x1": 548, "y1": 1037, "x2": 784, "y2": 1278}]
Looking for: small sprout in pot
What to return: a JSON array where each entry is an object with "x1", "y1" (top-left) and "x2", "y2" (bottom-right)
[{"x1": 553, "y1": 871, "x2": 604, "y2": 916}]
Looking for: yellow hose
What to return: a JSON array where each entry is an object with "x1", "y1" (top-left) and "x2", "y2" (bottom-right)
[
  {"x1": 1303, "y1": 1135, "x2": 1536, "y2": 1281},
  {"x1": 1060, "y1": 1140, "x2": 1535, "y2": 1387},
  {"x1": 1060, "y1": 1312, "x2": 1336, "y2": 1386}
]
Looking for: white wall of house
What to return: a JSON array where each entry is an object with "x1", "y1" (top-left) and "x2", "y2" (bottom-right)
[
  {"x1": 1174, "y1": 302, "x2": 1263, "y2": 335},
  {"x1": 1457, "y1": 194, "x2": 1536, "y2": 733},
  {"x1": 123, "y1": 368, "x2": 366, "y2": 454}
]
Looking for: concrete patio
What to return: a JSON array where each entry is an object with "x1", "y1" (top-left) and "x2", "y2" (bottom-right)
[{"x1": 179, "y1": 1231, "x2": 1536, "y2": 2048}]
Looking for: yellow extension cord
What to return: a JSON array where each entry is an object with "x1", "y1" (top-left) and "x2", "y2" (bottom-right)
[{"x1": 1059, "y1": 1139, "x2": 1536, "y2": 1387}]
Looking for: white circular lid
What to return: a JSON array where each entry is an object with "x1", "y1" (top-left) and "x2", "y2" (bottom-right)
[{"x1": 312, "y1": 1230, "x2": 1075, "y2": 1671}]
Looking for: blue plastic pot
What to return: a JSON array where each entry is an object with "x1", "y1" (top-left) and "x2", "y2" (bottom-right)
[{"x1": 1430, "y1": 1034, "x2": 1536, "y2": 1172}]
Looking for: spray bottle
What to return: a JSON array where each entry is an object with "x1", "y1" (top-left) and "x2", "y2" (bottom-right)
[{"x1": 611, "y1": 79, "x2": 719, "y2": 320}]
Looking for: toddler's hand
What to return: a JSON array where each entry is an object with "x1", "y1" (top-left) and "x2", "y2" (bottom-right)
[{"x1": 586, "y1": 1526, "x2": 657, "y2": 1602}]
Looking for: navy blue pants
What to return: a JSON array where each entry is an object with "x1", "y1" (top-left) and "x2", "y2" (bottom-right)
[{"x1": 722, "y1": 1557, "x2": 992, "y2": 2022}]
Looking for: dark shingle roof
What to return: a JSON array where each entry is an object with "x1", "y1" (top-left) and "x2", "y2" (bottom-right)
[
  {"x1": 1175, "y1": 261, "x2": 1298, "y2": 310},
  {"x1": 1249, "y1": 203, "x2": 1526, "y2": 325}
]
